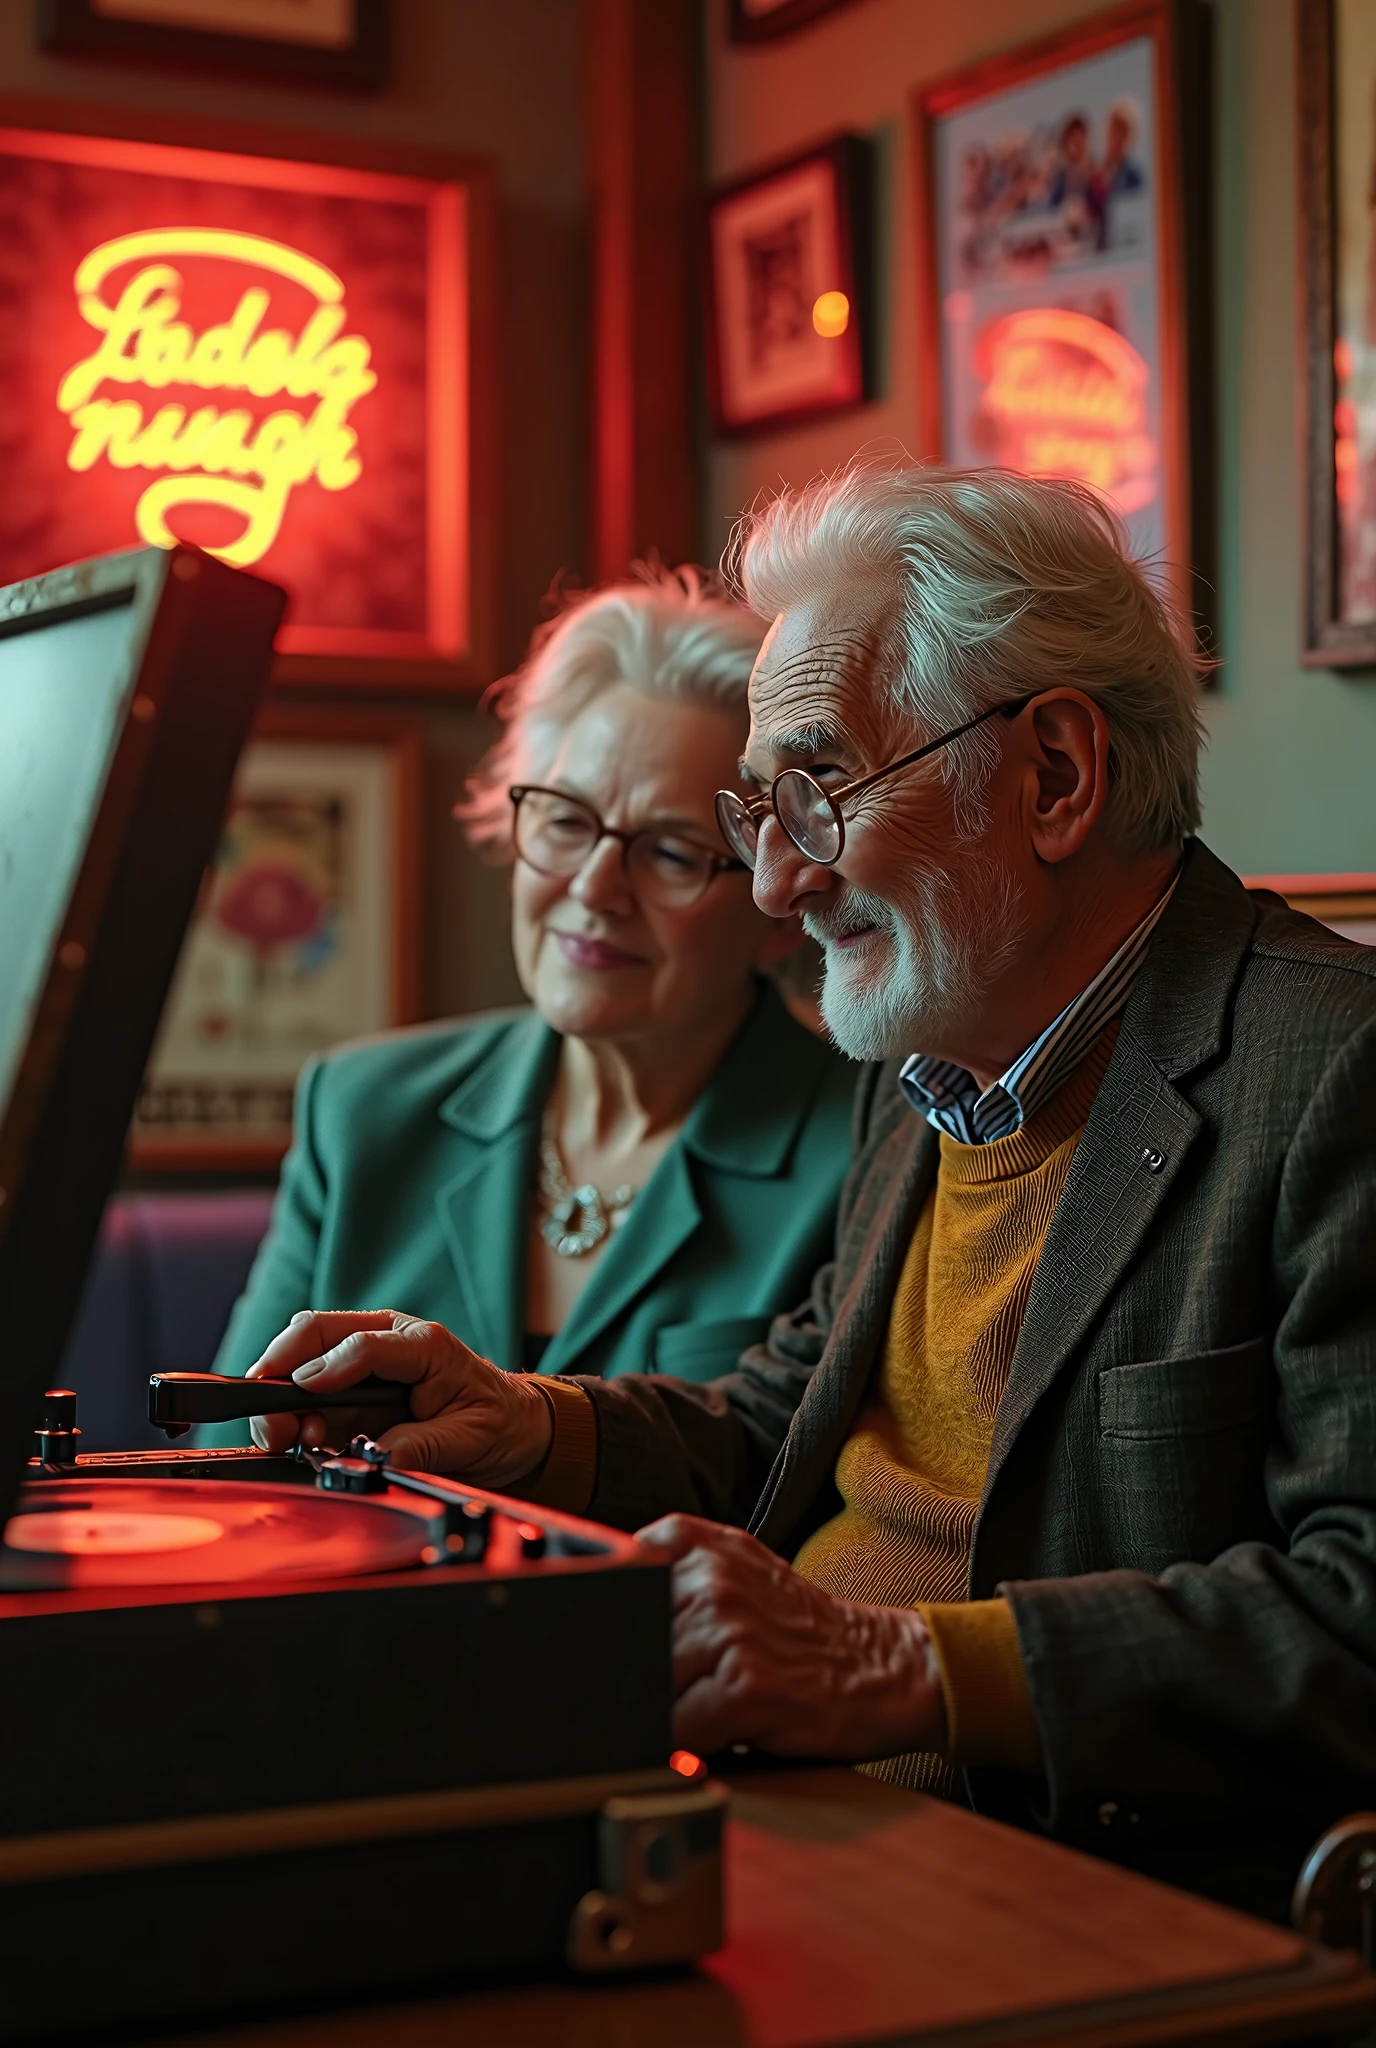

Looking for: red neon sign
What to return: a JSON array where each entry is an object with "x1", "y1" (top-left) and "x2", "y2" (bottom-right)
[
  {"x1": 0, "y1": 128, "x2": 472, "y2": 669},
  {"x1": 971, "y1": 307, "x2": 1158, "y2": 518}
]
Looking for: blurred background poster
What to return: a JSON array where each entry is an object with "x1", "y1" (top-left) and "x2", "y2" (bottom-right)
[
  {"x1": 131, "y1": 717, "x2": 419, "y2": 1170},
  {"x1": 928, "y1": 30, "x2": 1164, "y2": 563},
  {"x1": 1331, "y1": 0, "x2": 1376, "y2": 624}
]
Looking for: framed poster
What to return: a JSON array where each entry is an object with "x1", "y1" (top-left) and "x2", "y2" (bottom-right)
[
  {"x1": 36, "y1": 0, "x2": 389, "y2": 90},
  {"x1": 914, "y1": 2, "x2": 1214, "y2": 639},
  {"x1": 0, "y1": 99, "x2": 495, "y2": 689},
  {"x1": 706, "y1": 135, "x2": 871, "y2": 436},
  {"x1": 1297, "y1": 0, "x2": 1376, "y2": 667},
  {"x1": 1245, "y1": 873, "x2": 1376, "y2": 945},
  {"x1": 130, "y1": 710, "x2": 422, "y2": 1171}
]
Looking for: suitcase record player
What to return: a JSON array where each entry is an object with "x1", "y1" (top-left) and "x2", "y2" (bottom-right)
[{"x1": 0, "y1": 549, "x2": 724, "y2": 2039}]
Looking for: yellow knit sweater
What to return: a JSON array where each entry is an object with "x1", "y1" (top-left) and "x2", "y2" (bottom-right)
[{"x1": 793, "y1": 1026, "x2": 1119, "y2": 1791}]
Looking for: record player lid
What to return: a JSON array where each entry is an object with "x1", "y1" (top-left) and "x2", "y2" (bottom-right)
[{"x1": 0, "y1": 547, "x2": 285, "y2": 1529}]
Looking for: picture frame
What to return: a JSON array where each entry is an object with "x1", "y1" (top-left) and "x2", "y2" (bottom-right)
[
  {"x1": 913, "y1": 1, "x2": 1215, "y2": 646},
  {"x1": 1297, "y1": 0, "x2": 1376, "y2": 668},
  {"x1": 705, "y1": 134, "x2": 872, "y2": 437},
  {"x1": 1244, "y1": 872, "x2": 1376, "y2": 946},
  {"x1": 726, "y1": 0, "x2": 859, "y2": 45},
  {"x1": 35, "y1": 0, "x2": 390, "y2": 92},
  {"x1": 129, "y1": 708, "x2": 423, "y2": 1173},
  {"x1": 0, "y1": 96, "x2": 496, "y2": 692}
]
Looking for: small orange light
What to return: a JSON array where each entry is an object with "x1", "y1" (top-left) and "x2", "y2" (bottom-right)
[
  {"x1": 669, "y1": 1749, "x2": 703, "y2": 1779},
  {"x1": 812, "y1": 290, "x2": 850, "y2": 339}
]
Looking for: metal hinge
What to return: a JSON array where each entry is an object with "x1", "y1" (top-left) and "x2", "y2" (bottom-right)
[{"x1": 567, "y1": 1780, "x2": 728, "y2": 1972}]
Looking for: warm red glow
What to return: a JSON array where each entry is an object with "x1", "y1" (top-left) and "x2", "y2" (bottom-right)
[
  {"x1": 0, "y1": 127, "x2": 469, "y2": 662},
  {"x1": 1335, "y1": 388, "x2": 1359, "y2": 507},
  {"x1": 669, "y1": 1749, "x2": 704, "y2": 1779},
  {"x1": 971, "y1": 307, "x2": 1157, "y2": 517}
]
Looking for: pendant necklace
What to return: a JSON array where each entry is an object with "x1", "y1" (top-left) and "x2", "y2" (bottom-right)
[{"x1": 539, "y1": 1109, "x2": 637, "y2": 1258}]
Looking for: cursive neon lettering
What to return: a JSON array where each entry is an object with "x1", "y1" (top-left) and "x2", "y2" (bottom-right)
[{"x1": 57, "y1": 230, "x2": 375, "y2": 565}]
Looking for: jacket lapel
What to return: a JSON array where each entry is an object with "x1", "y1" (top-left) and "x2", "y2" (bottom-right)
[
  {"x1": 982, "y1": 1037, "x2": 1200, "y2": 1491},
  {"x1": 433, "y1": 1013, "x2": 558, "y2": 1371},
  {"x1": 541, "y1": 982, "x2": 837, "y2": 1378},
  {"x1": 982, "y1": 840, "x2": 1258, "y2": 1501}
]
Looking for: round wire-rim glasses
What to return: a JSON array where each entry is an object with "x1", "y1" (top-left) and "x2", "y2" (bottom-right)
[
  {"x1": 509, "y1": 784, "x2": 748, "y2": 908},
  {"x1": 713, "y1": 693, "x2": 1036, "y2": 870}
]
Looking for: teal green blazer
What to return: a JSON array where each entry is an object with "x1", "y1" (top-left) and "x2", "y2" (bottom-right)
[{"x1": 212, "y1": 982, "x2": 855, "y2": 1404}]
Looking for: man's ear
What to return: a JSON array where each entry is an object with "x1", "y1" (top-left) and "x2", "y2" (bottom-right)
[{"x1": 1023, "y1": 690, "x2": 1110, "y2": 865}]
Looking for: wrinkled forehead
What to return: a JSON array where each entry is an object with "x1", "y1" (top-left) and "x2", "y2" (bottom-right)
[{"x1": 747, "y1": 591, "x2": 896, "y2": 751}]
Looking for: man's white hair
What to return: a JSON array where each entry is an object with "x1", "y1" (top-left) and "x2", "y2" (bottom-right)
[
  {"x1": 463, "y1": 564, "x2": 764, "y2": 854},
  {"x1": 732, "y1": 463, "x2": 1208, "y2": 854}
]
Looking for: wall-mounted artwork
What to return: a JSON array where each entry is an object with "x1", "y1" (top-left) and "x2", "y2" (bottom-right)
[
  {"x1": 130, "y1": 711, "x2": 421, "y2": 1171},
  {"x1": 1298, "y1": 0, "x2": 1376, "y2": 667},
  {"x1": 705, "y1": 135, "x2": 870, "y2": 436},
  {"x1": 0, "y1": 105, "x2": 493, "y2": 688},
  {"x1": 36, "y1": 0, "x2": 389, "y2": 91},
  {"x1": 914, "y1": 2, "x2": 1213, "y2": 639}
]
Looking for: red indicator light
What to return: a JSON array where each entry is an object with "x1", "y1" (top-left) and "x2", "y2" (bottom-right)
[{"x1": 669, "y1": 1749, "x2": 703, "y2": 1780}]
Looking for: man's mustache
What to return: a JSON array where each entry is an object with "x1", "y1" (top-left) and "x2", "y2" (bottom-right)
[{"x1": 803, "y1": 889, "x2": 898, "y2": 945}]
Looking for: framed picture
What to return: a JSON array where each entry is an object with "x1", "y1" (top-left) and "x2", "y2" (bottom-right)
[
  {"x1": 727, "y1": 0, "x2": 859, "y2": 44},
  {"x1": 1297, "y1": 0, "x2": 1376, "y2": 667},
  {"x1": 129, "y1": 710, "x2": 422, "y2": 1172},
  {"x1": 914, "y1": 2, "x2": 1215, "y2": 640},
  {"x1": 36, "y1": 0, "x2": 389, "y2": 91},
  {"x1": 1244, "y1": 873, "x2": 1376, "y2": 946},
  {"x1": 705, "y1": 135, "x2": 871, "y2": 436},
  {"x1": 0, "y1": 98, "x2": 495, "y2": 690}
]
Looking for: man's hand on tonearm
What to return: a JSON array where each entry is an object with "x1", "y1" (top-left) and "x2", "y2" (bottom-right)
[{"x1": 246, "y1": 1309, "x2": 552, "y2": 1488}]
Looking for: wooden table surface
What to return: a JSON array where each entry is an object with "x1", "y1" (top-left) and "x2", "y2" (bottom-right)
[{"x1": 164, "y1": 1768, "x2": 1375, "y2": 2048}]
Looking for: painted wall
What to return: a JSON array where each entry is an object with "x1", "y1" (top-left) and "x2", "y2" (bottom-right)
[
  {"x1": 703, "y1": 0, "x2": 1376, "y2": 878},
  {"x1": 0, "y1": 0, "x2": 585, "y2": 1018}
]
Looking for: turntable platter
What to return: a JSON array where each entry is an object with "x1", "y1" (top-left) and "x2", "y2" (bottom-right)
[
  {"x1": 1, "y1": 1477, "x2": 432, "y2": 1586},
  {"x1": 9, "y1": 1509, "x2": 225, "y2": 1556}
]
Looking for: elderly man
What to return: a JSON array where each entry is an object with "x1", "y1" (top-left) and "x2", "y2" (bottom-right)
[{"x1": 252, "y1": 466, "x2": 1376, "y2": 1914}]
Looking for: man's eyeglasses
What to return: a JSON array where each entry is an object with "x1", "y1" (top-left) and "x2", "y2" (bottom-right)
[
  {"x1": 714, "y1": 694, "x2": 1036, "y2": 871},
  {"x1": 509, "y1": 785, "x2": 748, "y2": 908}
]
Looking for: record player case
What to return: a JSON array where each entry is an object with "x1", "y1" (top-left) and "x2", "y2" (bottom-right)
[{"x1": 0, "y1": 549, "x2": 722, "y2": 2039}]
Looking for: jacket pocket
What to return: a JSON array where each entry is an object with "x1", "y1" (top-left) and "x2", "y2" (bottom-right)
[
  {"x1": 1093, "y1": 1337, "x2": 1274, "y2": 1572},
  {"x1": 654, "y1": 1314, "x2": 774, "y2": 1384},
  {"x1": 1098, "y1": 1336, "x2": 1272, "y2": 1440}
]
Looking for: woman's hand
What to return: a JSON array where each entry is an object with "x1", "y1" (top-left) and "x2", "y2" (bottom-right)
[
  {"x1": 636, "y1": 1513, "x2": 946, "y2": 1762},
  {"x1": 246, "y1": 1310, "x2": 552, "y2": 1487}
]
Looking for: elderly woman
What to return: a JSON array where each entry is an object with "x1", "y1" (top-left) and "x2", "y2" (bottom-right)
[{"x1": 211, "y1": 569, "x2": 854, "y2": 1441}]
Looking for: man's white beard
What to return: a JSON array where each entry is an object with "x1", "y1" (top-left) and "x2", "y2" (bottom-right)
[{"x1": 804, "y1": 850, "x2": 1026, "y2": 1063}]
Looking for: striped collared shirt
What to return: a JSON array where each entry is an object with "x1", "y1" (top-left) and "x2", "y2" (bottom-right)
[{"x1": 898, "y1": 877, "x2": 1178, "y2": 1145}]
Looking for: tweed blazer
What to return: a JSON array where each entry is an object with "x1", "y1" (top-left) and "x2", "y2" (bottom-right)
[{"x1": 576, "y1": 840, "x2": 1376, "y2": 1911}]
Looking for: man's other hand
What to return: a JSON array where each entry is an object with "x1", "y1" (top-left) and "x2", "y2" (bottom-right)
[
  {"x1": 245, "y1": 1310, "x2": 552, "y2": 1487},
  {"x1": 637, "y1": 1514, "x2": 946, "y2": 1762}
]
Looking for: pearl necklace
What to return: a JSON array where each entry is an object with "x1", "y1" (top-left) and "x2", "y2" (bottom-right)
[{"x1": 538, "y1": 1110, "x2": 637, "y2": 1258}]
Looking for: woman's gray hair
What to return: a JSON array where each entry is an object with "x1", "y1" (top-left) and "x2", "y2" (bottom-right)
[
  {"x1": 462, "y1": 564, "x2": 765, "y2": 854},
  {"x1": 731, "y1": 463, "x2": 1209, "y2": 854}
]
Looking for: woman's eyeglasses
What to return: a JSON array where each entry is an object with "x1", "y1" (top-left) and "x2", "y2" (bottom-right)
[
  {"x1": 509, "y1": 786, "x2": 748, "y2": 908},
  {"x1": 714, "y1": 694, "x2": 1035, "y2": 870}
]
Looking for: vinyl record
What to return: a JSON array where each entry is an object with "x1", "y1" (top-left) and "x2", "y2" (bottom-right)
[{"x1": 2, "y1": 1477, "x2": 431, "y2": 1587}]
